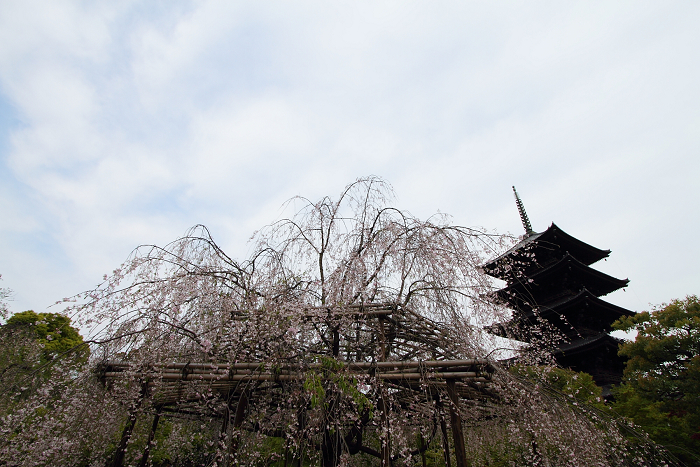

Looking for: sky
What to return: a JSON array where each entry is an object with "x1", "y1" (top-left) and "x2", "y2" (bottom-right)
[{"x1": 0, "y1": 1, "x2": 698, "y2": 320}]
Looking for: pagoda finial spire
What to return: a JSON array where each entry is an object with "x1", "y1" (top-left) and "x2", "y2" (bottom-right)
[{"x1": 512, "y1": 186, "x2": 534, "y2": 237}]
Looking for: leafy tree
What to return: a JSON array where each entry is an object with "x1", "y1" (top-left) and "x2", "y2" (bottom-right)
[
  {"x1": 0, "y1": 311, "x2": 87, "y2": 410},
  {"x1": 0, "y1": 310, "x2": 113, "y2": 465},
  {"x1": 6, "y1": 310, "x2": 86, "y2": 361},
  {"x1": 612, "y1": 295, "x2": 700, "y2": 464},
  {"x1": 511, "y1": 365, "x2": 606, "y2": 410}
]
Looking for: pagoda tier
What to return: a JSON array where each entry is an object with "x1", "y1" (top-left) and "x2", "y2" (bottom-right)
[
  {"x1": 483, "y1": 223, "x2": 610, "y2": 281},
  {"x1": 554, "y1": 334, "x2": 627, "y2": 387},
  {"x1": 484, "y1": 220, "x2": 634, "y2": 387},
  {"x1": 493, "y1": 253, "x2": 629, "y2": 313},
  {"x1": 487, "y1": 288, "x2": 633, "y2": 341}
]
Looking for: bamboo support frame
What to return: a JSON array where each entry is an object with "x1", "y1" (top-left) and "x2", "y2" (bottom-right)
[
  {"x1": 105, "y1": 358, "x2": 493, "y2": 371},
  {"x1": 106, "y1": 372, "x2": 489, "y2": 382},
  {"x1": 100, "y1": 302, "x2": 498, "y2": 466}
]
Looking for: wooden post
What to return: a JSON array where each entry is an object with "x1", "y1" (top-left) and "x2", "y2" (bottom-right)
[
  {"x1": 378, "y1": 318, "x2": 388, "y2": 361},
  {"x1": 215, "y1": 398, "x2": 232, "y2": 467},
  {"x1": 377, "y1": 316, "x2": 391, "y2": 466},
  {"x1": 321, "y1": 388, "x2": 342, "y2": 467},
  {"x1": 332, "y1": 327, "x2": 340, "y2": 357},
  {"x1": 112, "y1": 383, "x2": 147, "y2": 467},
  {"x1": 296, "y1": 406, "x2": 307, "y2": 467},
  {"x1": 138, "y1": 407, "x2": 162, "y2": 467},
  {"x1": 229, "y1": 391, "x2": 249, "y2": 458},
  {"x1": 112, "y1": 413, "x2": 139, "y2": 467},
  {"x1": 418, "y1": 434, "x2": 428, "y2": 467},
  {"x1": 377, "y1": 391, "x2": 391, "y2": 467},
  {"x1": 439, "y1": 410, "x2": 452, "y2": 467},
  {"x1": 321, "y1": 424, "x2": 341, "y2": 467},
  {"x1": 446, "y1": 379, "x2": 468, "y2": 467}
]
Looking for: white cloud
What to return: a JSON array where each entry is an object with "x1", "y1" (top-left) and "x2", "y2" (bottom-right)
[{"x1": 0, "y1": 0, "x2": 698, "y2": 316}]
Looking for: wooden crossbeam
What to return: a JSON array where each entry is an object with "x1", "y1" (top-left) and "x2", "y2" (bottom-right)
[{"x1": 104, "y1": 358, "x2": 493, "y2": 371}]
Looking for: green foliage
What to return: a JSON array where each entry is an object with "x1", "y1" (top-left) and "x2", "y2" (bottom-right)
[
  {"x1": 303, "y1": 356, "x2": 373, "y2": 416},
  {"x1": 303, "y1": 370, "x2": 326, "y2": 408},
  {"x1": 0, "y1": 310, "x2": 88, "y2": 416},
  {"x1": 319, "y1": 355, "x2": 345, "y2": 372},
  {"x1": 510, "y1": 364, "x2": 605, "y2": 410},
  {"x1": 612, "y1": 295, "x2": 700, "y2": 464},
  {"x1": 6, "y1": 310, "x2": 87, "y2": 361},
  {"x1": 148, "y1": 418, "x2": 174, "y2": 466},
  {"x1": 255, "y1": 436, "x2": 285, "y2": 466},
  {"x1": 334, "y1": 373, "x2": 373, "y2": 417}
]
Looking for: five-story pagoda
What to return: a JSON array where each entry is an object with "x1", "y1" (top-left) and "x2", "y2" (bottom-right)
[{"x1": 483, "y1": 187, "x2": 634, "y2": 388}]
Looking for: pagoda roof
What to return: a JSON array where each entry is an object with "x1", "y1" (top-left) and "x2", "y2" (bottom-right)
[
  {"x1": 487, "y1": 288, "x2": 635, "y2": 339},
  {"x1": 493, "y1": 253, "x2": 629, "y2": 312},
  {"x1": 553, "y1": 332, "x2": 628, "y2": 386},
  {"x1": 553, "y1": 332, "x2": 623, "y2": 357},
  {"x1": 521, "y1": 288, "x2": 634, "y2": 323},
  {"x1": 483, "y1": 223, "x2": 611, "y2": 280}
]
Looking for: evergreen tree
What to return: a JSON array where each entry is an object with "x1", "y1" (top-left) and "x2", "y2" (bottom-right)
[{"x1": 613, "y1": 295, "x2": 700, "y2": 464}]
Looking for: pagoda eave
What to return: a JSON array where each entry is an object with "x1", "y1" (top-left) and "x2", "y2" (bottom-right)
[
  {"x1": 483, "y1": 223, "x2": 611, "y2": 280},
  {"x1": 493, "y1": 254, "x2": 628, "y2": 311},
  {"x1": 553, "y1": 333, "x2": 623, "y2": 357},
  {"x1": 554, "y1": 333, "x2": 628, "y2": 386},
  {"x1": 520, "y1": 288, "x2": 634, "y2": 323}
]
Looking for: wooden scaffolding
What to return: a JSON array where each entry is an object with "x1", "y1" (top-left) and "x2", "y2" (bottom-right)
[{"x1": 101, "y1": 303, "x2": 497, "y2": 467}]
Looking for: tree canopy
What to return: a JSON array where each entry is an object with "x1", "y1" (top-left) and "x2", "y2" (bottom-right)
[
  {"x1": 0, "y1": 179, "x2": 671, "y2": 466},
  {"x1": 0, "y1": 310, "x2": 87, "y2": 403},
  {"x1": 612, "y1": 295, "x2": 700, "y2": 464},
  {"x1": 6, "y1": 310, "x2": 85, "y2": 361}
]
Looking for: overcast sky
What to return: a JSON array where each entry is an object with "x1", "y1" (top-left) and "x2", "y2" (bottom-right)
[{"x1": 1, "y1": 1, "x2": 698, "y2": 319}]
